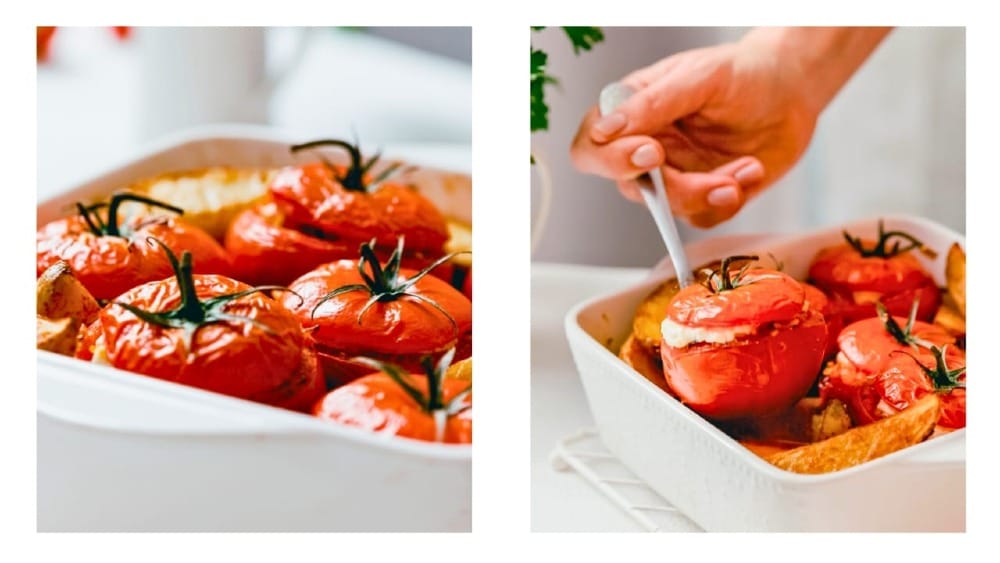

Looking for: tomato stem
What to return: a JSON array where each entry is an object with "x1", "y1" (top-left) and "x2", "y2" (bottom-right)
[
  {"x1": 290, "y1": 138, "x2": 406, "y2": 193},
  {"x1": 352, "y1": 347, "x2": 471, "y2": 418},
  {"x1": 75, "y1": 192, "x2": 184, "y2": 238},
  {"x1": 891, "y1": 345, "x2": 965, "y2": 392},
  {"x1": 311, "y1": 236, "x2": 469, "y2": 330},
  {"x1": 704, "y1": 255, "x2": 759, "y2": 293},
  {"x1": 843, "y1": 220, "x2": 936, "y2": 259},
  {"x1": 876, "y1": 300, "x2": 934, "y2": 349},
  {"x1": 112, "y1": 238, "x2": 301, "y2": 354}
]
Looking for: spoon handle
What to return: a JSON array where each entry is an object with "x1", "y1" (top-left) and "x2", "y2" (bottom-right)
[{"x1": 599, "y1": 82, "x2": 694, "y2": 287}]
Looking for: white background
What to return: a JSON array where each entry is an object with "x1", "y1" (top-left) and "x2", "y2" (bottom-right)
[{"x1": 6, "y1": 0, "x2": 996, "y2": 560}]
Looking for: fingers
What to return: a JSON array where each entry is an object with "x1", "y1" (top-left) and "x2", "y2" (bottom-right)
[
  {"x1": 625, "y1": 156, "x2": 765, "y2": 229},
  {"x1": 571, "y1": 107, "x2": 666, "y2": 180}
]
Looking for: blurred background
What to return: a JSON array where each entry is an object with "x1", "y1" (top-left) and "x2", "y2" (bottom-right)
[
  {"x1": 530, "y1": 27, "x2": 965, "y2": 267},
  {"x1": 36, "y1": 26, "x2": 471, "y2": 196}
]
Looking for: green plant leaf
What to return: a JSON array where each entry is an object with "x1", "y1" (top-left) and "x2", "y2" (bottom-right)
[{"x1": 562, "y1": 27, "x2": 604, "y2": 54}]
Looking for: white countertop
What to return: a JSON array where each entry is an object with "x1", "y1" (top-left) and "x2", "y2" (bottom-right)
[{"x1": 531, "y1": 262, "x2": 701, "y2": 532}]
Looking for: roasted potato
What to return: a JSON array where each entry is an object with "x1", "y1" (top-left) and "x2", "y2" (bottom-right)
[
  {"x1": 121, "y1": 166, "x2": 273, "y2": 240},
  {"x1": 445, "y1": 220, "x2": 472, "y2": 268},
  {"x1": 446, "y1": 357, "x2": 472, "y2": 382},
  {"x1": 767, "y1": 394, "x2": 940, "y2": 474},
  {"x1": 631, "y1": 262, "x2": 720, "y2": 353},
  {"x1": 618, "y1": 334, "x2": 672, "y2": 395},
  {"x1": 36, "y1": 261, "x2": 100, "y2": 324},
  {"x1": 945, "y1": 243, "x2": 966, "y2": 316},
  {"x1": 37, "y1": 316, "x2": 79, "y2": 355}
]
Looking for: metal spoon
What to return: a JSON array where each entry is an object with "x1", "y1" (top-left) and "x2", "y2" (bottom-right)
[{"x1": 599, "y1": 82, "x2": 693, "y2": 287}]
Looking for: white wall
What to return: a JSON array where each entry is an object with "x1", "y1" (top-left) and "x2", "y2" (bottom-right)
[{"x1": 530, "y1": 27, "x2": 965, "y2": 267}]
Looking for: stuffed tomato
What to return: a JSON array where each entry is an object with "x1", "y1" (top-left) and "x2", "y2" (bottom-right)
[
  {"x1": 37, "y1": 192, "x2": 232, "y2": 301},
  {"x1": 659, "y1": 256, "x2": 827, "y2": 419},
  {"x1": 76, "y1": 239, "x2": 325, "y2": 412},
  {"x1": 808, "y1": 220, "x2": 939, "y2": 324},
  {"x1": 314, "y1": 348, "x2": 472, "y2": 443},
  {"x1": 283, "y1": 237, "x2": 471, "y2": 388},
  {"x1": 225, "y1": 139, "x2": 451, "y2": 286}
]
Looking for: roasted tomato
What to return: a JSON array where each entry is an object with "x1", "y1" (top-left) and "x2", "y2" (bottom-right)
[
  {"x1": 37, "y1": 192, "x2": 232, "y2": 301},
  {"x1": 76, "y1": 240, "x2": 325, "y2": 412},
  {"x1": 225, "y1": 139, "x2": 451, "y2": 285},
  {"x1": 461, "y1": 267, "x2": 472, "y2": 301},
  {"x1": 876, "y1": 345, "x2": 966, "y2": 429},
  {"x1": 283, "y1": 238, "x2": 472, "y2": 388},
  {"x1": 801, "y1": 281, "x2": 841, "y2": 360},
  {"x1": 819, "y1": 302, "x2": 957, "y2": 425},
  {"x1": 314, "y1": 348, "x2": 472, "y2": 443},
  {"x1": 659, "y1": 256, "x2": 827, "y2": 419},
  {"x1": 808, "y1": 220, "x2": 940, "y2": 324}
]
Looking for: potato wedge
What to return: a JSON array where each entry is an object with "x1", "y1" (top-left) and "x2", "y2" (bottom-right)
[
  {"x1": 445, "y1": 220, "x2": 472, "y2": 268},
  {"x1": 934, "y1": 299, "x2": 966, "y2": 337},
  {"x1": 632, "y1": 279, "x2": 681, "y2": 352},
  {"x1": 36, "y1": 261, "x2": 100, "y2": 324},
  {"x1": 37, "y1": 316, "x2": 79, "y2": 356},
  {"x1": 445, "y1": 357, "x2": 472, "y2": 382},
  {"x1": 121, "y1": 167, "x2": 273, "y2": 240},
  {"x1": 631, "y1": 261, "x2": 721, "y2": 352},
  {"x1": 766, "y1": 394, "x2": 940, "y2": 474},
  {"x1": 945, "y1": 243, "x2": 966, "y2": 316},
  {"x1": 618, "y1": 334, "x2": 672, "y2": 395}
]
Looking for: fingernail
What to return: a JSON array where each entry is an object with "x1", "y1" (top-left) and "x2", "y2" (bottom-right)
[
  {"x1": 733, "y1": 160, "x2": 764, "y2": 185},
  {"x1": 593, "y1": 112, "x2": 627, "y2": 137},
  {"x1": 630, "y1": 144, "x2": 660, "y2": 168},
  {"x1": 707, "y1": 186, "x2": 739, "y2": 207}
]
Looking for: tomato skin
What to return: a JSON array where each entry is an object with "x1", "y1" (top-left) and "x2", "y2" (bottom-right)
[
  {"x1": 876, "y1": 352, "x2": 966, "y2": 429},
  {"x1": 808, "y1": 242, "x2": 939, "y2": 323},
  {"x1": 661, "y1": 308, "x2": 827, "y2": 419},
  {"x1": 37, "y1": 214, "x2": 232, "y2": 301},
  {"x1": 225, "y1": 200, "x2": 453, "y2": 287},
  {"x1": 313, "y1": 373, "x2": 471, "y2": 443},
  {"x1": 76, "y1": 274, "x2": 324, "y2": 411},
  {"x1": 37, "y1": 27, "x2": 57, "y2": 61},
  {"x1": 461, "y1": 268, "x2": 472, "y2": 301},
  {"x1": 819, "y1": 315, "x2": 959, "y2": 425},
  {"x1": 660, "y1": 268, "x2": 827, "y2": 419},
  {"x1": 284, "y1": 260, "x2": 472, "y2": 386},
  {"x1": 801, "y1": 282, "x2": 842, "y2": 359},
  {"x1": 270, "y1": 163, "x2": 449, "y2": 251}
]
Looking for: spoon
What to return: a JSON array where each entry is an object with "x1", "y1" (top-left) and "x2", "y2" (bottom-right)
[{"x1": 599, "y1": 82, "x2": 694, "y2": 287}]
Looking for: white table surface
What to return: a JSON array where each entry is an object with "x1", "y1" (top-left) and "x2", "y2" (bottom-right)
[{"x1": 531, "y1": 262, "x2": 702, "y2": 532}]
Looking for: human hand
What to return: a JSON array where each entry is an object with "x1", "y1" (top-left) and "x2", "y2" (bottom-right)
[{"x1": 570, "y1": 27, "x2": 889, "y2": 228}]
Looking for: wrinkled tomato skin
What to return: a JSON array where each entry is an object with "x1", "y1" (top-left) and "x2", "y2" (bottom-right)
[
  {"x1": 76, "y1": 274, "x2": 323, "y2": 412},
  {"x1": 37, "y1": 215, "x2": 232, "y2": 301},
  {"x1": 808, "y1": 242, "x2": 939, "y2": 323},
  {"x1": 819, "y1": 315, "x2": 959, "y2": 425},
  {"x1": 225, "y1": 201, "x2": 453, "y2": 286},
  {"x1": 284, "y1": 260, "x2": 472, "y2": 387},
  {"x1": 313, "y1": 372, "x2": 471, "y2": 443},
  {"x1": 269, "y1": 163, "x2": 449, "y2": 251},
  {"x1": 661, "y1": 308, "x2": 827, "y2": 420},
  {"x1": 876, "y1": 352, "x2": 966, "y2": 429}
]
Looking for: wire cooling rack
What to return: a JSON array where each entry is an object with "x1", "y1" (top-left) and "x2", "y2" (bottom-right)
[{"x1": 549, "y1": 428, "x2": 702, "y2": 532}]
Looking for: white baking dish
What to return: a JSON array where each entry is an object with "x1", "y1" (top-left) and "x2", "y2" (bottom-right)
[
  {"x1": 36, "y1": 126, "x2": 471, "y2": 532},
  {"x1": 564, "y1": 215, "x2": 965, "y2": 532}
]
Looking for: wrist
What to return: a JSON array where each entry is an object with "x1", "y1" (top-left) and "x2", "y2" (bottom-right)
[{"x1": 740, "y1": 27, "x2": 891, "y2": 115}]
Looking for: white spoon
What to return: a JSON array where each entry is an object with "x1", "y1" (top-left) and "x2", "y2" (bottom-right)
[{"x1": 599, "y1": 82, "x2": 694, "y2": 287}]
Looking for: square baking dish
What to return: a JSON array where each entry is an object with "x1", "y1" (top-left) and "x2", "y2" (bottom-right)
[
  {"x1": 564, "y1": 215, "x2": 965, "y2": 532},
  {"x1": 37, "y1": 125, "x2": 471, "y2": 532}
]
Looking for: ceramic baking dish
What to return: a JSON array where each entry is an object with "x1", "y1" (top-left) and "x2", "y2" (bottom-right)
[
  {"x1": 564, "y1": 215, "x2": 965, "y2": 532},
  {"x1": 36, "y1": 126, "x2": 471, "y2": 532}
]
